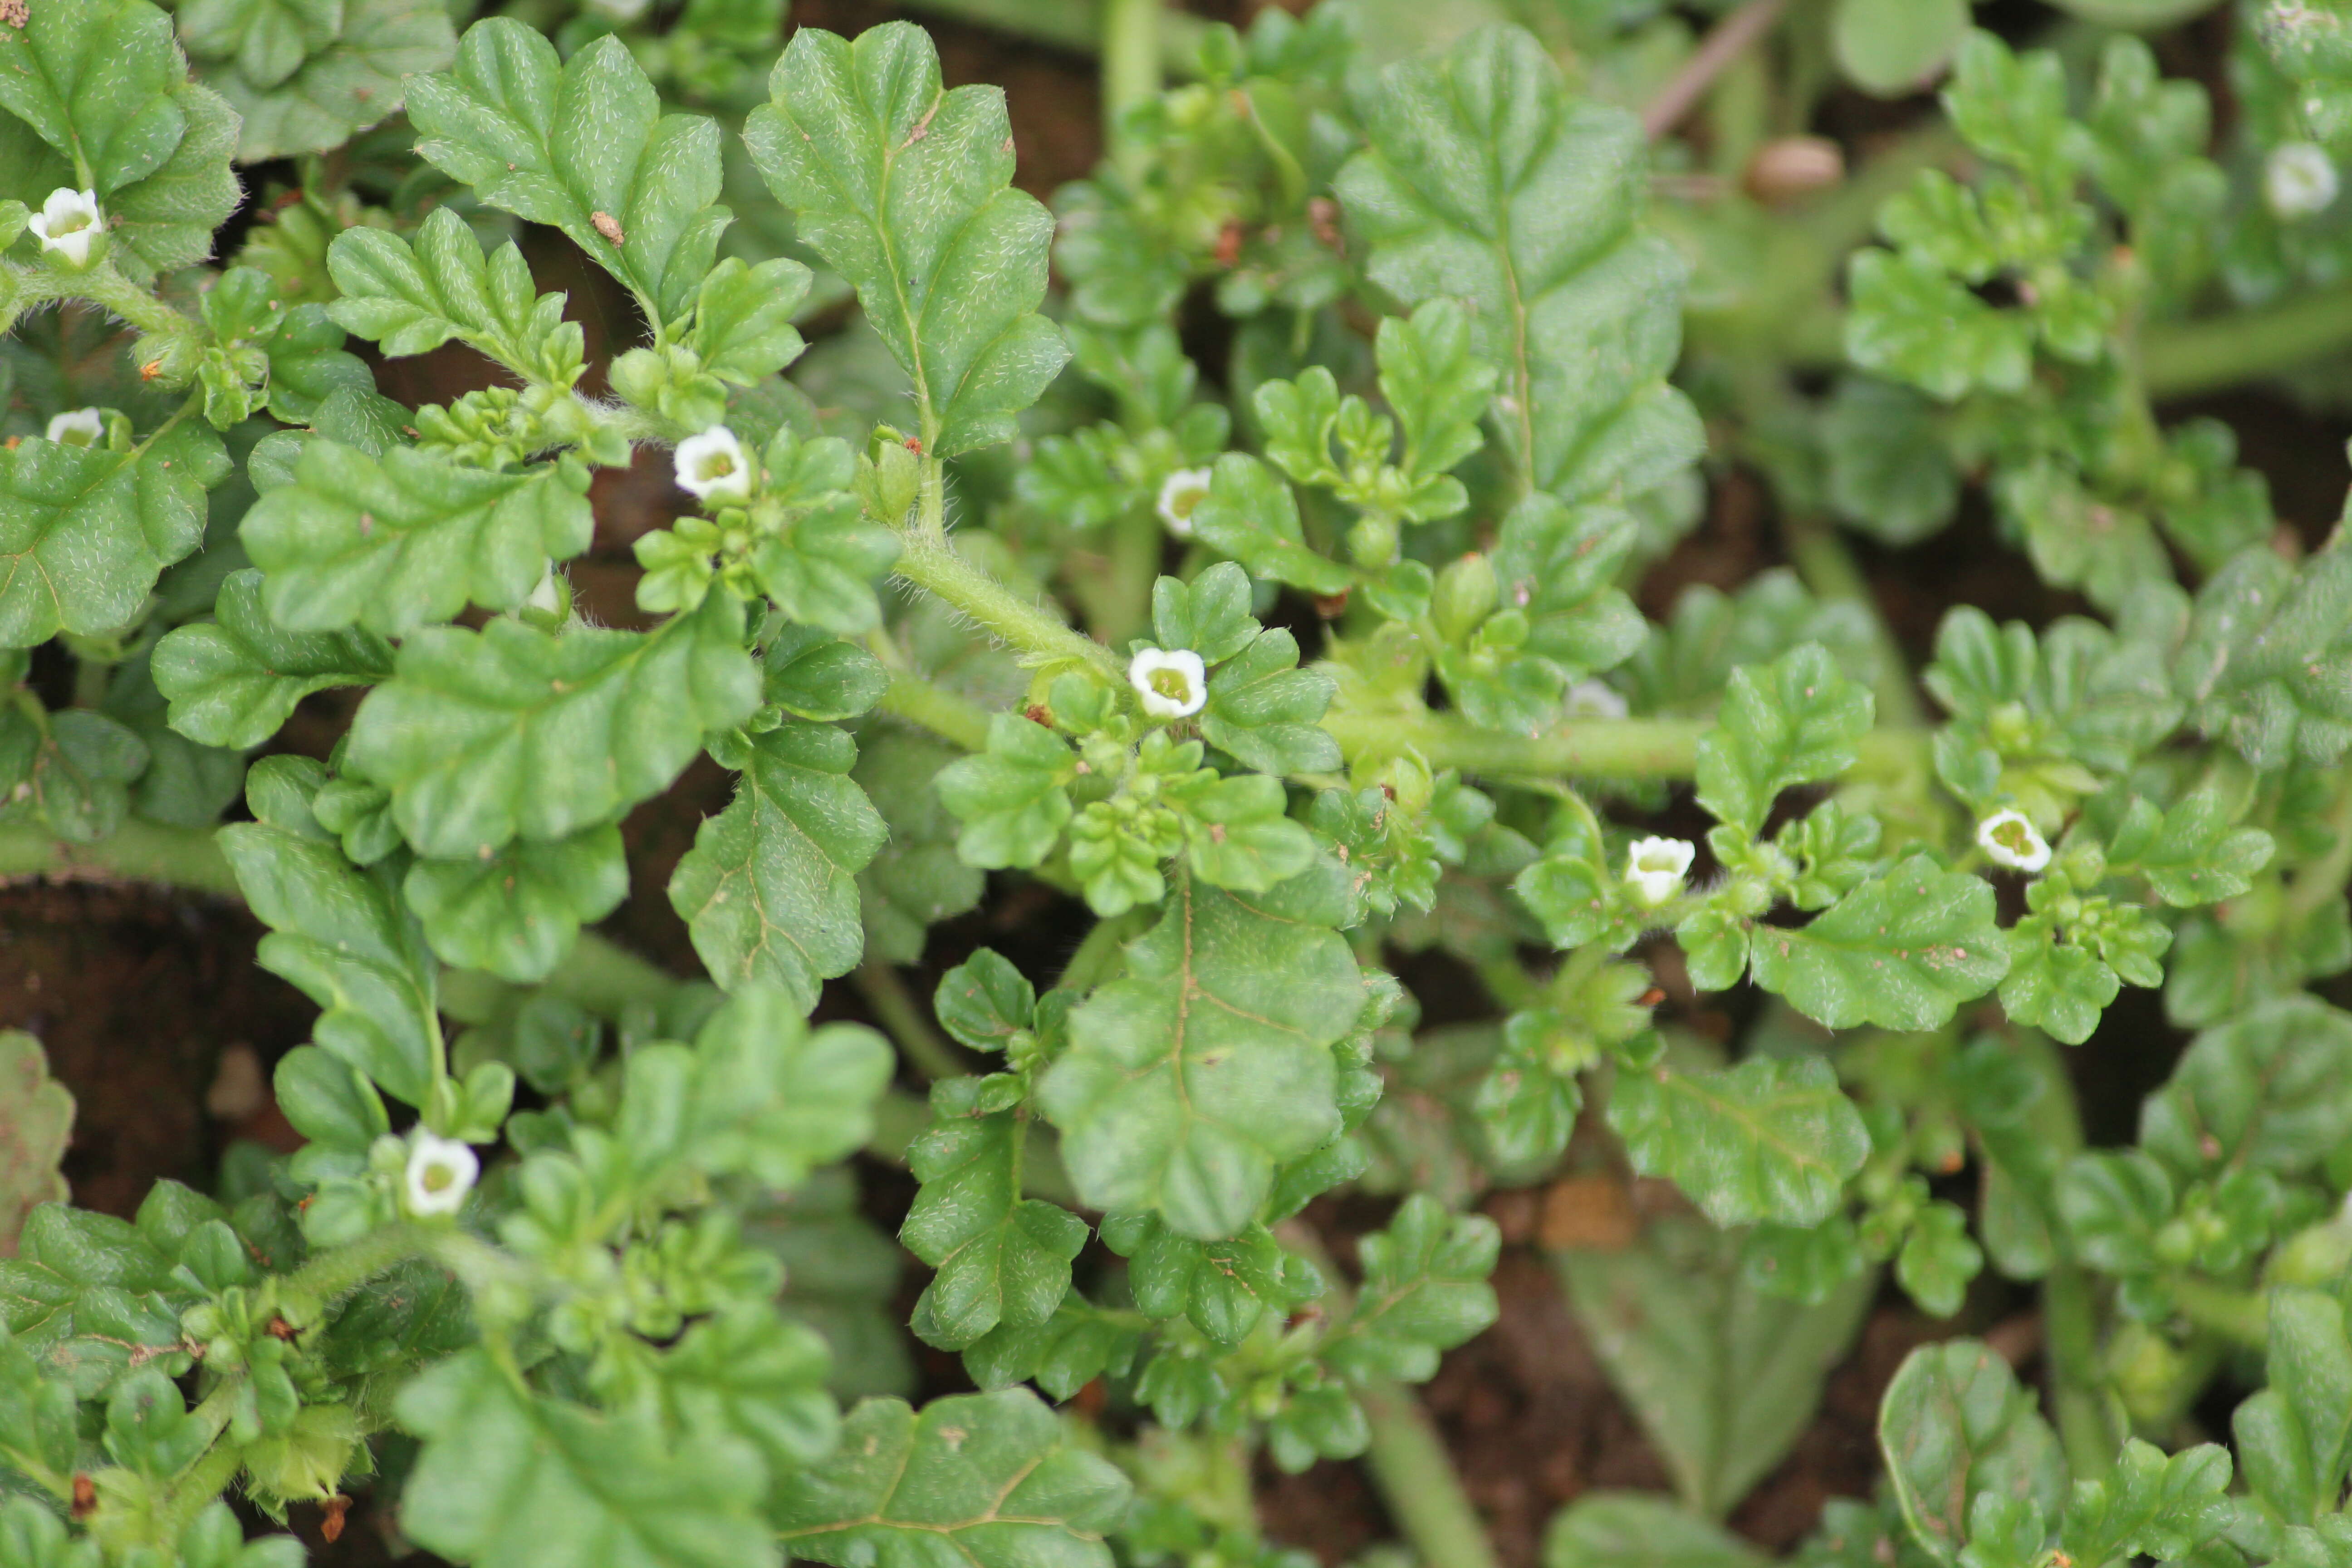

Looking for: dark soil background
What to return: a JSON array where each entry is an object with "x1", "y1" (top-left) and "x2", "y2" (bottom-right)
[{"x1": 7, "y1": 1, "x2": 2348, "y2": 1563}]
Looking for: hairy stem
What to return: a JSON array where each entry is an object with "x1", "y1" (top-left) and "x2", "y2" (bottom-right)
[
  {"x1": 282, "y1": 1221, "x2": 434, "y2": 1316},
  {"x1": 879, "y1": 665, "x2": 996, "y2": 752},
  {"x1": 891, "y1": 532, "x2": 1120, "y2": 677},
  {"x1": 158, "y1": 1432, "x2": 249, "y2": 1544},
  {"x1": 0, "y1": 819, "x2": 241, "y2": 895}
]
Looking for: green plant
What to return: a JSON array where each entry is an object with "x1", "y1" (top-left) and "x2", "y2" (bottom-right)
[{"x1": 8, "y1": 0, "x2": 2352, "y2": 1566}]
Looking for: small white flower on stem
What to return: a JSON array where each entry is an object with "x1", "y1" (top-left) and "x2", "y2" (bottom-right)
[
  {"x1": 1977, "y1": 809, "x2": 2052, "y2": 874},
  {"x1": 44, "y1": 408, "x2": 103, "y2": 447},
  {"x1": 1156, "y1": 467, "x2": 1213, "y2": 537},
  {"x1": 1128, "y1": 647, "x2": 1208, "y2": 719},
  {"x1": 404, "y1": 1132, "x2": 478, "y2": 1217},
  {"x1": 674, "y1": 426, "x2": 752, "y2": 505},
  {"x1": 1625, "y1": 836, "x2": 1695, "y2": 907},
  {"x1": 29, "y1": 188, "x2": 102, "y2": 268},
  {"x1": 2267, "y1": 142, "x2": 2340, "y2": 221},
  {"x1": 1563, "y1": 678, "x2": 1629, "y2": 720}
]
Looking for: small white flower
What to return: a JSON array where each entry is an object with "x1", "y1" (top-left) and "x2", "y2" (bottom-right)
[
  {"x1": 1625, "y1": 836, "x2": 1695, "y2": 908},
  {"x1": 1563, "y1": 678, "x2": 1629, "y2": 720},
  {"x1": 1156, "y1": 467, "x2": 1213, "y2": 537},
  {"x1": 1977, "y1": 809, "x2": 2052, "y2": 874},
  {"x1": 2268, "y1": 142, "x2": 2340, "y2": 221},
  {"x1": 403, "y1": 1132, "x2": 479, "y2": 1217},
  {"x1": 1128, "y1": 647, "x2": 1208, "y2": 719},
  {"x1": 44, "y1": 408, "x2": 103, "y2": 447},
  {"x1": 674, "y1": 426, "x2": 752, "y2": 505},
  {"x1": 28, "y1": 187, "x2": 102, "y2": 268}
]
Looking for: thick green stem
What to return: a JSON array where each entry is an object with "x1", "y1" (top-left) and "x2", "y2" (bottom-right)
[
  {"x1": 2168, "y1": 1277, "x2": 2269, "y2": 1349},
  {"x1": 158, "y1": 1432, "x2": 249, "y2": 1544},
  {"x1": 2045, "y1": 1263, "x2": 2116, "y2": 1481},
  {"x1": 853, "y1": 962, "x2": 969, "y2": 1081},
  {"x1": 2140, "y1": 279, "x2": 2352, "y2": 401},
  {"x1": 891, "y1": 533, "x2": 1119, "y2": 677},
  {"x1": 1102, "y1": 0, "x2": 1161, "y2": 180},
  {"x1": 879, "y1": 666, "x2": 995, "y2": 752},
  {"x1": 1323, "y1": 710, "x2": 1928, "y2": 783},
  {"x1": 0, "y1": 818, "x2": 240, "y2": 895},
  {"x1": 282, "y1": 1221, "x2": 434, "y2": 1315},
  {"x1": 1357, "y1": 1384, "x2": 1502, "y2": 1568}
]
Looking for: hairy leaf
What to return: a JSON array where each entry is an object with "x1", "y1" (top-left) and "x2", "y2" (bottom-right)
[
  {"x1": 1746, "y1": 857, "x2": 2008, "y2": 1031},
  {"x1": 744, "y1": 23, "x2": 1068, "y2": 456},
  {"x1": 903, "y1": 1078, "x2": 1087, "y2": 1352},
  {"x1": 1609, "y1": 1057, "x2": 1869, "y2": 1229},
  {"x1": 152, "y1": 568, "x2": 392, "y2": 750}
]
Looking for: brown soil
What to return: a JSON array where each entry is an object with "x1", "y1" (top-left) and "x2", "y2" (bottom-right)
[{"x1": 11, "y1": 3, "x2": 2349, "y2": 1566}]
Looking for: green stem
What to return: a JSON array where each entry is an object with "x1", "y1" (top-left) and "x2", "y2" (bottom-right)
[
  {"x1": 2008, "y1": 1032, "x2": 2115, "y2": 1479},
  {"x1": 1102, "y1": 0, "x2": 1161, "y2": 178},
  {"x1": 1322, "y1": 710, "x2": 1928, "y2": 783},
  {"x1": 2283, "y1": 775, "x2": 2352, "y2": 925},
  {"x1": 1060, "y1": 907, "x2": 1147, "y2": 992},
  {"x1": 1357, "y1": 1384, "x2": 1502, "y2": 1568},
  {"x1": 2169, "y1": 1276, "x2": 2268, "y2": 1349},
  {"x1": 157, "y1": 1435, "x2": 248, "y2": 1544},
  {"x1": 895, "y1": 0, "x2": 1205, "y2": 75},
  {"x1": 2139, "y1": 279, "x2": 2352, "y2": 401},
  {"x1": 281, "y1": 1220, "x2": 433, "y2": 1317},
  {"x1": 1782, "y1": 512, "x2": 1925, "y2": 729},
  {"x1": 891, "y1": 533, "x2": 1119, "y2": 677},
  {"x1": 853, "y1": 962, "x2": 969, "y2": 1081},
  {"x1": 0, "y1": 818, "x2": 240, "y2": 894},
  {"x1": 28, "y1": 262, "x2": 202, "y2": 352},
  {"x1": 880, "y1": 666, "x2": 995, "y2": 752}
]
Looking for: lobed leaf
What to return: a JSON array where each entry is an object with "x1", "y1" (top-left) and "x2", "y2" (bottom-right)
[
  {"x1": 1609, "y1": 1056, "x2": 1868, "y2": 1229},
  {"x1": 152, "y1": 568, "x2": 392, "y2": 750},
  {"x1": 1745, "y1": 856, "x2": 2008, "y2": 1032}
]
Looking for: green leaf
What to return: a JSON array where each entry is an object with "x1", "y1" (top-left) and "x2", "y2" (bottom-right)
[
  {"x1": 763, "y1": 627, "x2": 887, "y2": 724},
  {"x1": 326, "y1": 208, "x2": 585, "y2": 385},
  {"x1": 1040, "y1": 865, "x2": 1365, "y2": 1240},
  {"x1": 2176, "y1": 542, "x2": 2352, "y2": 771},
  {"x1": 902, "y1": 1078, "x2": 1088, "y2": 1352},
  {"x1": 241, "y1": 440, "x2": 593, "y2": 637},
  {"x1": 1877, "y1": 1340, "x2": 2066, "y2": 1568},
  {"x1": 405, "y1": 824, "x2": 628, "y2": 984},
  {"x1": 1100, "y1": 1212, "x2": 1318, "y2": 1347},
  {"x1": 1832, "y1": 0, "x2": 1969, "y2": 97},
  {"x1": 1746, "y1": 856, "x2": 2008, "y2": 1031},
  {"x1": 855, "y1": 729, "x2": 984, "y2": 964},
  {"x1": 407, "y1": 22, "x2": 727, "y2": 326},
  {"x1": 1819, "y1": 379, "x2": 1959, "y2": 546},
  {"x1": 187, "y1": 0, "x2": 455, "y2": 162},
  {"x1": 0, "y1": 421, "x2": 226, "y2": 649},
  {"x1": 5, "y1": 710, "x2": 146, "y2": 844},
  {"x1": 2053, "y1": 1150, "x2": 2171, "y2": 1275},
  {"x1": 347, "y1": 590, "x2": 760, "y2": 859},
  {"x1": 0, "y1": 0, "x2": 229, "y2": 255},
  {"x1": 744, "y1": 22, "x2": 1068, "y2": 456},
  {"x1": 0, "y1": 1035, "x2": 71, "y2": 1257},
  {"x1": 2102, "y1": 790, "x2": 2274, "y2": 907},
  {"x1": 1199, "y1": 631, "x2": 1338, "y2": 777},
  {"x1": 671, "y1": 720, "x2": 887, "y2": 1014},
  {"x1": 1545, "y1": 1493, "x2": 1766, "y2": 1568},
  {"x1": 2058, "y1": 1439, "x2": 2232, "y2": 1568},
  {"x1": 774, "y1": 1389, "x2": 1127, "y2": 1568},
  {"x1": 1694, "y1": 644, "x2": 1873, "y2": 839},
  {"x1": 1381, "y1": 297, "x2": 1496, "y2": 492},
  {"x1": 2140, "y1": 996, "x2": 2352, "y2": 1181},
  {"x1": 2234, "y1": 1289, "x2": 2352, "y2": 1524},
  {"x1": 1895, "y1": 1200, "x2": 1982, "y2": 1318},
  {"x1": 1324, "y1": 1195, "x2": 1499, "y2": 1386},
  {"x1": 219, "y1": 812, "x2": 438, "y2": 1107},
  {"x1": 1490, "y1": 497, "x2": 1648, "y2": 686},
  {"x1": 1608, "y1": 1056, "x2": 1869, "y2": 1229},
  {"x1": 934, "y1": 949, "x2": 1035, "y2": 1054},
  {"x1": 1151, "y1": 564, "x2": 1259, "y2": 666},
  {"x1": 271, "y1": 1043, "x2": 387, "y2": 1154},
  {"x1": 691, "y1": 257, "x2": 813, "y2": 387},
  {"x1": 1555, "y1": 1218, "x2": 1873, "y2": 1519},
  {"x1": 1336, "y1": 24, "x2": 1703, "y2": 503},
  {"x1": 1187, "y1": 454, "x2": 1353, "y2": 596},
  {"x1": 152, "y1": 568, "x2": 392, "y2": 750},
  {"x1": 1844, "y1": 251, "x2": 2034, "y2": 402},
  {"x1": 684, "y1": 985, "x2": 892, "y2": 1189},
  {"x1": 396, "y1": 1347, "x2": 777, "y2": 1568},
  {"x1": 936, "y1": 713, "x2": 1077, "y2": 871},
  {"x1": 745, "y1": 431, "x2": 901, "y2": 636}
]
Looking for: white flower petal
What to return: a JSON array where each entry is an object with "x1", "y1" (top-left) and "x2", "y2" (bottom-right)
[
  {"x1": 44, "y1": 408, "x2": 103, "y2": 446},
  {"x1": 1563, "y1": 678, "x2": 1629, "y2": 720},
  {"x1": 2268, "y1": 142, "x2": 2340, "y2": 221},
  {"x1": 1976, "y1": 809, "x2": 2051, "y2": 874},
  {"x1": 1625, "y1": 835, "x2": 1695, "y2": 908},
  {"x1": 30, "y1": 188, "x2": 100, "y2": 267},
  {"x1": 675, "y1": 426, "x2": 752, "y2": 504},
  {"x1": 1156, "y1": 467, "x2": 1213, "y2": 537},
  {"x1": 403, "y1": 1132, "x2": 479, "y2": 1217},
  {"x1": 1128, "y1": 646, "x2": 1208, "y2": 719}
]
